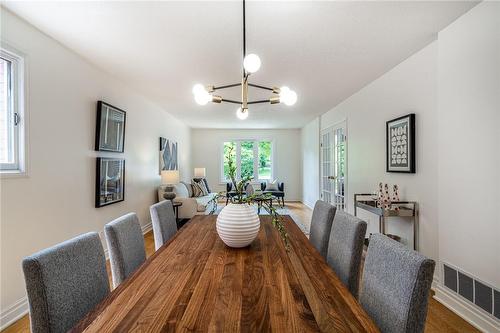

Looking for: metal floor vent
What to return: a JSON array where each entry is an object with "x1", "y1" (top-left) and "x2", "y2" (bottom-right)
[{"x1": 443, "y1": 263, "x2": 500, "y2": 320}]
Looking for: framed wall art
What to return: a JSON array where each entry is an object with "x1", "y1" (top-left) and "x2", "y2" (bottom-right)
[
  {"x1": 95, "y1": 101, "x2": 126, "y2": 152},
  {"x1": 95, "y1": 157, "x2": 125, "y2": 208},
  {"x1": 386, "y1": 113, "x2": 415, "y2": 173},
  {"x1": 159, "y1": 137, "x2": 178, "y2": 174}
]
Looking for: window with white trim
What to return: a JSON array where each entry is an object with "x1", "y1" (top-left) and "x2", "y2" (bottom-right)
[
  {"x1": 0, "y1": 46, "x2": 26, "y2": 174},
  {"x1": 221, "y1": 140, "x2": 273, "y2": 182}
]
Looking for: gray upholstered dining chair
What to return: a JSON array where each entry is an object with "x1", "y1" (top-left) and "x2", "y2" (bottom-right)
[
  {"x1": 22, "y1": 232, "x2": 110, "y2": 333},
  {"x1": 360, "y1": 234, "x2": 435, "y2": 333},
  {"x1": 104, "y1": 212, "x2": 146, "y2": 288},
  {"x1": 308, "y1": 200, "x2": 336, "y2": 259},
  {"x1": 326, "y1": 210, "x2": 367, "y2": 298},
  {"x1": 150, "y1": 200, "x2": 177, "y2": 250}
]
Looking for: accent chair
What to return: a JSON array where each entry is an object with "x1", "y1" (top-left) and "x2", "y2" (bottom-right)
[
  {"x1": 326, "y1": 210, "x2": 367, "y2": 298},
  {"x1": 104, "y1": 212, "x2": 146, "y2": 288},
  {"x1": 150, "y1": 200, "x2": 178, "y2": 250},
  {"x1": 308, "y1": 200, "x2": 337, "y2": 259},
  {"x1": 22, "y1": 232, "x2": 109, "y2": 333},
  {"x1": 360, "y1": 233, "x2": 435, "y2": 333}
]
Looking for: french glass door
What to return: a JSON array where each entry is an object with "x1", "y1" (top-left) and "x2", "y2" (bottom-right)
[{"x1": 321, "y1": 122, "x2": 346, "y2": 210}]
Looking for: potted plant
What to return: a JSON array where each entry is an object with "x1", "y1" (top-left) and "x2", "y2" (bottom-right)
[{"x1": 210, "y1": 145, "x2": 287, "y2": 248}]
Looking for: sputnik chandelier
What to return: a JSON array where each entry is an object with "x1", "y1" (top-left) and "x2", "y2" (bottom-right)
[{"x1": 192, "y1": 0, "x2": 297, "y2": 120}]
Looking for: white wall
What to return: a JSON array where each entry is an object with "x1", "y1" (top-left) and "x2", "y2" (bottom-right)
[
  {"x1": 0, "y1": 8, "x2": 191, "y2": 325},
  {"x1": 191, "y1": 129, "x2": 302, "y2": 201},
  {"x1": 437, "y1": 1, "x2": 500, "y2": 288},
  {"x1": 319, "y1": 42, "x2": 439, "y2": 260},
  {"x1": 300, "y1": 3, "x2": 499, "y2": 329},
  {"x1": 301, "y1": 118, "x2": 320, "y2": 208}
]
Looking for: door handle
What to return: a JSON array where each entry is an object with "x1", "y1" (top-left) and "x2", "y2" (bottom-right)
[{"x1": 328, "y1": 176, "x2": 337, "y2": 180}]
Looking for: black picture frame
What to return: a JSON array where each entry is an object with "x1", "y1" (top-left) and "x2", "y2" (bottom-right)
[
  {"x1": 95, "y1": 158, "x2": 125, "y2": 208},
  {"x1": 95, "y1": 101, "x2": 126, "y2": 152},
  {"x1": 386, "y1": 113, "x2": 415, "y2": 173}
]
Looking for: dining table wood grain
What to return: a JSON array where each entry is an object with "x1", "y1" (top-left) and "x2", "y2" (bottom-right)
[{"x1": 71, "y1": 214, "x2": 379, "y2": 332}]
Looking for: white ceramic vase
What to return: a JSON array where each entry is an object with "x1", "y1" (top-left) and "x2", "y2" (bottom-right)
[{"x1": 216, "y1": 203, "x2": 260, "y2": 248}]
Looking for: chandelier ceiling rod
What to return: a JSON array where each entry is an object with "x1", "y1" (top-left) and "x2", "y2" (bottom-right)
[
  {"x1": 191, "y1": 0, "x2": 297, "y2": 119},
  {"x1": 243, "y1": 0, "x2": 246, "y2": 76}
]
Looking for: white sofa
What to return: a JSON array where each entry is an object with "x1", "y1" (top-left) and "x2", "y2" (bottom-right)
[{"x1": 158, "y1": 183, "x2": 217, "y2": 219}]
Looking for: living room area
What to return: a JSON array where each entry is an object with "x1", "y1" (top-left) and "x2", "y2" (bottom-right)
[{"x1": 1, "y1": 1, "x2": 499, "y2": 332}]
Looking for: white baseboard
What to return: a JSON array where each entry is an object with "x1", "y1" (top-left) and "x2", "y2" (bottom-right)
[
  {"x1": 302, "y1": 201, "x2": 314, "y2": 210},
  {"x1": 141, "y1": 221, "x2": 153, "y2": 234},
  {"x1": 0, "y1": 297, "x2": 29, "y2": 330},
  {"x1": 434, "y1": 284, "x2": 500, "y2": 333},
  {"x1": 0, "y1": 221, "x2": 154, "y2": 331}
]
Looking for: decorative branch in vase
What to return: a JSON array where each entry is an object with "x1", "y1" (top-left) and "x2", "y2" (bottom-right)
[{"x1": 208, "y1": 145, "x2": 288, "y2": 248}]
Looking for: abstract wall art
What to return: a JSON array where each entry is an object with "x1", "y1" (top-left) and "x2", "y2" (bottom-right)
[{"x1": 159, "y1": 137, "x2": 178, "y2": 173}]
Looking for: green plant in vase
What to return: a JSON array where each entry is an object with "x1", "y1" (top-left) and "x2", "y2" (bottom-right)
[{"x1": 209, "y1": 145, "x2": 288, "y2": 248}]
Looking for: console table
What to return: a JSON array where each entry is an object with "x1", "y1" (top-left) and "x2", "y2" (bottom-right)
[{"x1": 354, "y1": 193, "x2": 418, "y2": 250}]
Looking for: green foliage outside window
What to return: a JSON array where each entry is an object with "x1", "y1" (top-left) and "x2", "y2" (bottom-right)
[
  {"x1": 222, "y1": 140, "x2": 273, "y2": 181},
  {"x1": 223, "y1": 142, "x2": 236, "y2": 180},
  {"x1": 240, "y1": 141, "x2": 254, "y2": 179},
  {"x1": 258, "y1": 141, "x2": 272, "y2": 179}
]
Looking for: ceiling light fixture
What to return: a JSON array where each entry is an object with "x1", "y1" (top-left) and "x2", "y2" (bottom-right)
[{"x1": 192, "y1": 0, "x2": 297, "y2": 119}]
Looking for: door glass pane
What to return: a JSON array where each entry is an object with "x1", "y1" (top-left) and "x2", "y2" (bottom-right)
[
  {"x1": 258, "y1": 141, "x2": 272, "y2": 180},
  {"x1": 223, "y1": 141, "x2": 236, "y2": 180},
  {"x1": 0, "y1": 57, "x2": 13, "y2": 164},
  {"x1": 240, "y1": 141, "x2": 254, "y2": 179}
]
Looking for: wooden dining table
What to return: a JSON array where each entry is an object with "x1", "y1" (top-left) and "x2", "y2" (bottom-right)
[{"x1": 72, "y1": 215, "x2": 379, "y2": 332}]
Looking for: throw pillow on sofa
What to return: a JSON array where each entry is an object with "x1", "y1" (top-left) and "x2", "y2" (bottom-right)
[
  {"x1": 181, "y1": 181, "x2": 194, "y2": 197},
  {"x1": 192, "y1": 181, "x2": 209, "y2": 197},
  {"x1": 266, "y1": 179, "x2": 279, "y2": 191},
  {"x1": 193, "y1": 177, "x2": 211, "y2": 193},
  {"x1": 195, "y1": 180, "x2": 209, "y2": 196}
]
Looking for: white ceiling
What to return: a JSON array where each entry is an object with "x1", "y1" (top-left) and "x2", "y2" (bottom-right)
[{"x1": 3, "y1": 1, "x2": 477, "y2": 129}]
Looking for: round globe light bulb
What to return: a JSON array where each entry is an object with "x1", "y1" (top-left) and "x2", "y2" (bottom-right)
[
  {"x1": 192, "y1": 83, "x2": 206, "y2": 95},
  {"x1": 243, "y1": 54, "x2": 261, "y2": 74},
  {"x1": 194, "y1": 91, "x2": 211, "y2": 105},
  {"x1": 236, "y1": 107, "x2": 249, "y2": 120},
  {"x1": 283, "y1": 90, "x2": 297, "y2": 106}
]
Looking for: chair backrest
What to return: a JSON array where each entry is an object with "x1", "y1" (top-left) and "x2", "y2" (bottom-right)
[
  {"x1": 326, "y1": 211, "x2": 367, "y2": 298},
  {"x1": 22, "y1": 232, "x2": 109, "y2": 333},
  {"x1": 360, "y1": 234, "x2": 435, "y2": 333},
  {"x1": 150, "y1": 200, "x2": 177, "y2": 250},
  {"x1": 309, "y1": 200, "x2": 336, "y2": 258},
  {"x1": 104, "y1": 213, "x2": 146, "y2": 288}
]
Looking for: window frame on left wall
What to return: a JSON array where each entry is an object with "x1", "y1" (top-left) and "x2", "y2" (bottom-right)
[{"x1": 0, "y1": 45, "x2": 28, "y2": 176}]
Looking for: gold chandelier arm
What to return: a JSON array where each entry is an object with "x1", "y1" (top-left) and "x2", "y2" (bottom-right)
[
  {"x1": 247, "y1": 83, "x2": 279, "y2": 93},
  {"x1": 213, "y1": 83, "x2": 241, "y2": 91},
  {"x1": 220, "y1": 98, "x2": 242, "y2": 105},
  {"x1": 247, "y1": 97, "x2": 280, "y2": 105}
]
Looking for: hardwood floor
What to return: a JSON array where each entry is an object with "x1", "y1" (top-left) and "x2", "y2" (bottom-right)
[{"x1": 2, "y1": 202, "x2": 478, "y2": 333}]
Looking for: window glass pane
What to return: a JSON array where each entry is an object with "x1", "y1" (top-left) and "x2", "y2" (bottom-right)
[
  {"x1": 223, "y1": 141, "x2": 236, "y2": 180},
  {"x1": 240, "y1": 141, "x2": 254, "y2": 179},
  {"x1": 0, "y1": 57, "x2": 13, "y2": 164},
  {"x1": 258, "y1": 141, "x2": 272, "y2": 180}
]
